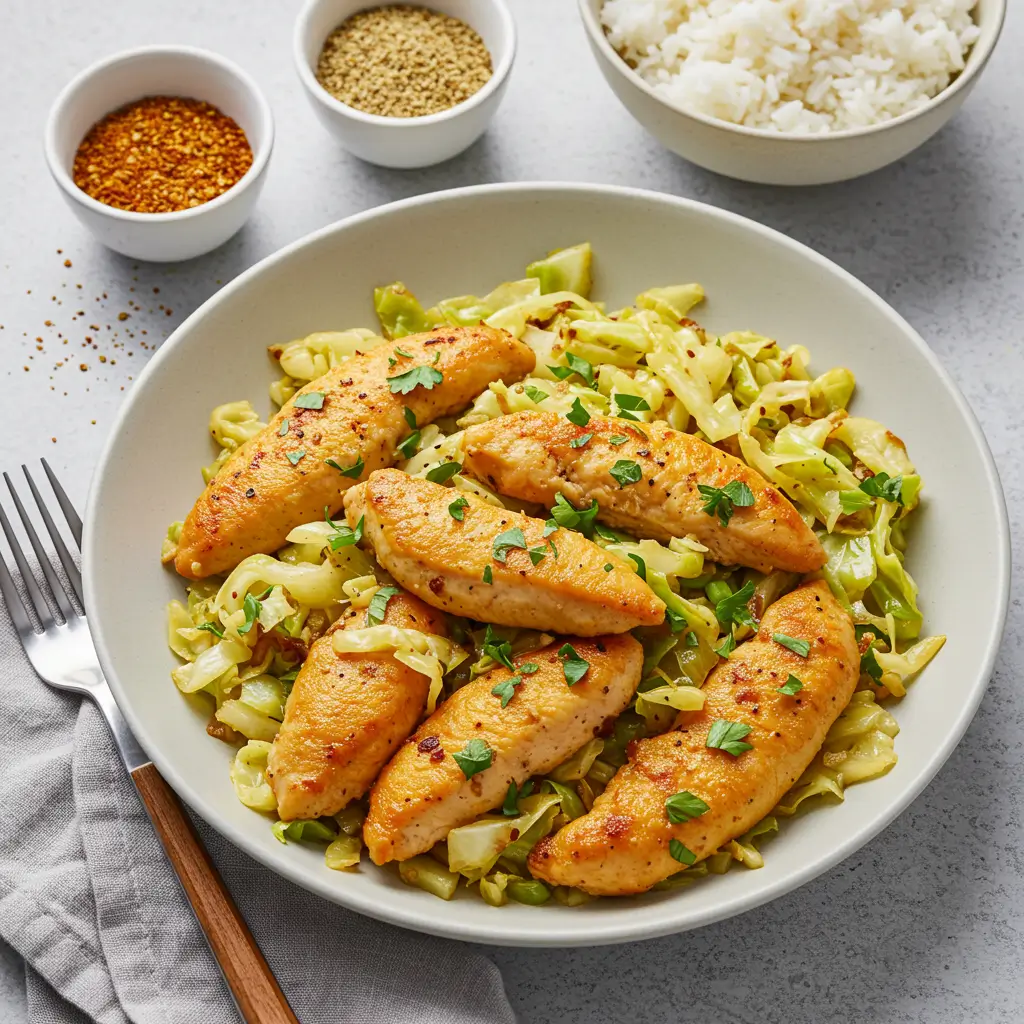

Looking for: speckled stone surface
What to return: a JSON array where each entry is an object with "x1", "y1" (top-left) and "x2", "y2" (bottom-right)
[{"x1": 1, "y1": 1, "x2": 1021, "y2": 1021}]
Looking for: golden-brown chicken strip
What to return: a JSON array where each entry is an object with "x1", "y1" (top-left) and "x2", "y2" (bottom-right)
[
  {"x1": 364, "y1": 633, "x2": 643, "y2": 864},
  {"x1": 528, "y1": 581, "x2": 857, "y2": 895},
  {"x1": 462, "y1": 411, "x2": 825, "y2": 574},
  {"x1": 175, "y1": 326, "x2": 535, "y2": 579},
  {"x1": 344, "y1": 470, "x2": 665, "y2": 635},
  {"x1": 266, "y1": 592, "x2": 448, "y2": 821}
]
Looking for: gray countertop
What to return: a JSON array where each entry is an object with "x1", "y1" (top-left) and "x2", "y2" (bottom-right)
[{"x1": 2, "y1": 1, "x2": 1022, "y2": 1021}]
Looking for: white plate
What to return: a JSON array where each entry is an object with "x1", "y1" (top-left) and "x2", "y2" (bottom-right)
[{"x1": 85, "y1": 184, "x2": 1010, "y2": 947}]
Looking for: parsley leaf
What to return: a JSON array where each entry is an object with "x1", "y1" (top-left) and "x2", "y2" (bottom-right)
[
  {"x1": 387, "y1": 364, "x2": 444, "y2": 395},
  {"x1": 558, "y1": 643, "x2": 590, "y2": 685},
  {"x1": 777, "y1": 674, "x2": 803, "y2": 696},
  {"x1": 859, "y1": 472, "x2": 904, "y2": 505},
  {"x1": 549, "y1": 354, "x2": 594, "y2": 386},
  {"x1": 286, "y1": 450, "x2": 306, "y2": 465},
  {"x1": 367, "y1": 585, "x2": 400, "y2": 626},
  {"x1": 502, "y1": 780, "x2": 533, "y2": 816},
  {"x1": 669, "y1": 839, "x2": 697, "y2": 866},
  {"x1": 528, "y1": 544, "x2": 548, "y2": 566},
  {"x1": 565, "y1": 397, "x2": 591, "y2": 427},
  {"x1": 294, "y1": 391, "x2": 325, "y2": 410},
  {"x1": 610, "y1": 459, "x2": 642, "y2": 488},
  {"x1": 394, "y1": 347, "x2": 413, "y2": 358},
  {"x1": 425, "y1": 460, "x2": 461, "y2": 484},
  {"x1": 839, "y1": 489, "x2": 874, "y2": 515},
  {"x1": 395, "y1": 431, "x2": 421, "y2": 459},
  {"x1": 278, "y1": 419, "x2": 289, "y2": 437},
  {"x1": 197, "y1": 621, "x2": 224, "y2": 638},
  {"x1": 549, "y1": 492, "x2": 599, "y2": 536},
  {"x1": 665, "y1": 791, "x2": 709, "y2": 824},
  {"x1": 543, "y1": 519, "x2": 559, "y2": 538},
  {"x1": 238, "y1": 592, "x2": 262, "y2": 635},
  {"x1": 548, "y1": 365, "x2": 575, "y2": 381},
  {"x1": 491, "y1": 675, "x2": 523, "y2": 708},
  {"x1": 697, "y1": 480, "x2": 755, "y2": 526},
  {"x1": 452, "y1": 738, "x2": 493, "y2": 779},
  {"x1": 492, "y1": 527, "x2": 528, "y2": 563},
  {"x1": 524, "y1": 384, "x2": 549, "y2": 403},
  {"x1": 403, "y1": 407, "x2": 418, "y2": 429},
  {"x1": 773, "y1": 632, "x2": 810, "y2": 658},
  {"x1": 326, "y1": 509, "x2": 363, "y2": 549},
  {"x1": 604, "y1": 563, "x2": 614, "y2": 573},
  {"x1": 608, "y1": 435, "x2": 629, "y2": 445},
  {"x1": 628, "y1": 553, "x2": 647, "y2": 580},
  {"x1": 482, "y1": 624, "x2": 515, "y2": 670},
  {"x1": 448, "y1": 496, "x2": 469, "y2": 521},
  {"x1": 861, "y1": 646, "x2": 883, "y2": 683},
  {"x1": 326, "y1": 455, "x2": 364, "y2": 478},
  {"x1": 519, "y1": 662, "x2": 540, "y2": 675},
  {"x1": 685, "y1": 630, "x2": 699, "y2": 647},
  {"x1": 714, "y1": 580, "x2": 757, "y2": 630},
  {"x1": 613, "y1": 393, "x2": 650, "y2": 412},
  {"x1": 570, "y1": 432, "x2": 593, "y2": 449},
  {"x1": 664, "y1": 606, "x2": 686, "y2": 633},
  {"x1": 714, "y1": 634, "x2": 736, "y2": 658},
  {"x1": 706, "y1": 719, "x2": 753, "y2": 756},
  {"x1": 482, "y1": 565, "x2": 493, "y2": 584}
]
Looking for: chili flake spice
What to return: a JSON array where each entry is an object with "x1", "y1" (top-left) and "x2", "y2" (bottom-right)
[
  {"x1": 73, "y1": 96, "x2": 253, "y2": 213},
  {"x1": 316, "y1": 5, "x2": 492, "y2": 118}
]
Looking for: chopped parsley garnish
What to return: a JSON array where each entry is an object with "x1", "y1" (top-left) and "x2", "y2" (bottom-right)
[
  {"x1": 326, "y1": 455, "x2": 364, "y2": 478},
  {"x1": 558, "y1": 643, "x2": 590, "y2": 686},
  {"x1": 706, "y1": 719, "x2": 753, "y2": 756},
  {"x1": 565, "y1": 397, "x2": 591, "y2": 427},
  {"x1": 394, "y1": 347, "x2": 413, "y2": 358},
  {"x1": 604, "y1": 563, "x2": 614, "y2": 573},
  {"x1": 548, "y1": 365, "x2": 575, "y2": 381},
  {"x1": 326, "y1": 509, "x2": 363, "y2": 549},
  {"x1": 502, "y1": 780, "x2": 533, "y2": 816},
  {"x1": 482, "y1": 565, "x2": 493, "y2": 584},
  {"x1": 491, "y1": 675, "x2": 523, "y2": 708},
  {"x1": 569, "y1": 432, "x2": 593, "y2": 449},
  {"x1": 861, "y1": 646, "x2": 883, "y2": 683},
  {"x1": 448, "y1": 496, "x2": 469, "y2": 521},
  {"x1": 714, "y1": 634, "x2": 736, "y2": 658},
  {"x1": 278, "y1": 419, "x2": 289, "y2": 437},
  {"x1": 613, "y1": 393, "x2": 650, "y2": 412},
  {"x1": 773, "y1": 633, "x2": 811, "y2": 658},
  {"x1": 610, "y1": 459, "x2": 642, "y2": 488},
  {"x1": 388, "y1": 356, "x2": 396, "y2": 368},
  {"x1": 294, "y1": 391, "x2": 325, "y2": 410},
  {"x1": 367, "y1": 585, "x2": 400, "y2": 626},
  {"x1": 777, "y1": 674, "x2": 804, "y2": 696},
  {"x1": 425, "y1": 460, "x2": 461, "y2": 484},
  {"x1": 549, "y1": 492, "x2": 599, "y2": 536},
  {"x1": 519, "y1": 662, "x2": 540, "y2": 675},
  {"x1": 628, "y1": 553, "x2": 647, "y2": 580},
  {"x1": 665, "y1": 791, "x2": 709, "y2": 824},
  {"x1": 197, "y1": 621, "x2": 224, "y2": 638},
  {"x1": 524, "y1": 384, "x2": 549, "y2": 403},
  {"x1": 714, "y1": 580, "x2": 757, "y2": 630},
  {"x1": 608, "y1": 434, "x2": 629, "y2": 445},
  {"x1": 492, "y1": 527, "x2": 528, "y2": 563},
  {"x1": 528, "y1": 545, "x2": 548, "y2": 566},
  {"x1": 669, "y1": 839, "x2": 697, "y2": 866},
  {"x1": 482, "y1": 624, "x2": 515, "y2": 670},
  {"x1": 543, "y1": 519, "x2": 558, "y2": 538},
  {"x1": 403, "y1": 406, "x2": 418, "y2": 429},
  {"x1": 395, "y1": 431, "x2": 421, "y2": 459},
  {"x1": 387, "y1": 364, "x2": 444, "y2": 395},
  {"x1": 859, "y1": 471, "x2": 905, "y2": 505},
  {"x1": 549, "y1": 353, "x2": 594, "y2": 386},
  {"x1": 685, "y1": 630, "x2": 699, "y2": 647},
  {"x1": 452, "y1": 738, "x2": 493, "y2": 779},
  {"x1": 697, "y1": 480, "x2": 755, "y2": 526},
  {"x1": 238, "y1": 592, "x2": 262, "y2": 635},
  {"x1": 286, "y1": 450, "x2": 306, "y2": 465},
  {"x1": 593, "y1": 522, "x2": 620, "y2": 542},
  {"x1": 839, "y1": 489, "x2": 874, "y2": 515},
  {"x1": 664, "y1": 607, "x2": 686, "y2": 633}
]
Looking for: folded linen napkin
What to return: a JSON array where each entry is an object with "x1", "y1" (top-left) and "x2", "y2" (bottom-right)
[{"x1": 0, "y1": 621, "x2": 516, "y2": 1024}]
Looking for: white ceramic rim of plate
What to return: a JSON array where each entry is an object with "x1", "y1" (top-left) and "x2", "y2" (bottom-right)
[
  {"x1": 577, "y1": 0, "x2": 1008, "y2": 144},
  {"x1": 84, "y1": 182, "x2": 1011, "y2": 946},
  {"x1": 44, "y1": 44, "x2": 275, "y2": 225}
]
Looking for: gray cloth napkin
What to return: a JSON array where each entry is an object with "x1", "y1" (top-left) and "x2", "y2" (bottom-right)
[{"x1": 0, "y1": 621, "x2": 516, "y2": 1024}]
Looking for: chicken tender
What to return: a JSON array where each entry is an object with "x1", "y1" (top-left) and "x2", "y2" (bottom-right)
[
  {"x1": 462, "y1": 411, "x2": 824, "y2": 574},
  {"x1": 528, "y1": 581, "x2": 857, "y2": 895},
  {"x1": 344, "y1": 469, "x2": 665, "y2": 636},
  {"x1": 175, "y1": 326, "x2": 535, "y2": 579},
  {"x1": 363, "y1": 633, "x2": 643, "y2": 864},
  {"x1": 266, "y1": 592, "x2": 448, "y2": 821}
]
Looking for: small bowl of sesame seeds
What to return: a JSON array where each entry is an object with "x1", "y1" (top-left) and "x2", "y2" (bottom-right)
[
  {"x1": 294, "y1": 0, "x2": 515, "y2": 168},
  {"x1": 45, "y1": 45, "x2": 274, "y2": 262}
]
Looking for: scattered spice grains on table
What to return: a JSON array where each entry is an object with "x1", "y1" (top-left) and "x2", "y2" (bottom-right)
[
  {"x1": 316, "y1": 4, "x2": 493, "y2": 118},
  {"x1": 72, "y1": 96, "x2": 253, "y2": 213}
]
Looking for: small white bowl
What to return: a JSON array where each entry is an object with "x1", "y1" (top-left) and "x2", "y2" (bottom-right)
[
  {"x1": 45, "y1": 46, "x2": 274, "y2": 262},
  {"x1": 579, "y1": 0, "x2": 1005, "y2": 186},
  {"x1": 294, "y1": 0, "x2": 515, "y2": 169}
]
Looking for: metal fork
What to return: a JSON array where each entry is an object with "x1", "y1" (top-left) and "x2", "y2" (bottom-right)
[{"x1": 0, "y1": 461, "x2": 298, "y2": 1024}]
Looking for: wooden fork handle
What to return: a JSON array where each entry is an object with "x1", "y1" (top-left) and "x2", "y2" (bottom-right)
[{"x1": 131, "y1": 761, "x2": 299, "y2": 1024}]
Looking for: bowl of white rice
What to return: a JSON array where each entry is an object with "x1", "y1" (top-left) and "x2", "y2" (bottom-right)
[{"x1": 580, "y1": 0, "x2": 1005, "y2": 185}]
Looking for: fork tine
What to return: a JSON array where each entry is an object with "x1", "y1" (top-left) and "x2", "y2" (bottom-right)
[
  {"x1": 41, "y1": 458, "x2": 83, "y2": 548},
  {"x1": 0, "y1": 544, "x2": 34, "y2": 637},
  {"x1": 22, "y1": 465, "x2": 84, "y2": 609},
  {"x1": 5, "y1": 473, "x2": 76, "y2": 621},
  {"x1": 0, "y1": 501, "x2": 56, "y2": 630}
]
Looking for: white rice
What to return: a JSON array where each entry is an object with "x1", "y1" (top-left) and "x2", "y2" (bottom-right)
[{"x1": 600, "y1": 0, "x2": 981, "y2": 133}]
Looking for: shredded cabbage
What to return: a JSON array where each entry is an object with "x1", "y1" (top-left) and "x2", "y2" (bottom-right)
[{"x1": 230, "y1": 741, "x2": 277, "y2": 812}]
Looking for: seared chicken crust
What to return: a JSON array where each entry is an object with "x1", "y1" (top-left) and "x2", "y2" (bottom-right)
[
  {"x1": 175, "y1": 326, "x2": 535, "y2": 578},
  {"x1": 344, "y1": 469, "x2": 666, "y2": 636},
  {"x1": 266, "y1": 592, "x2": 448, "y2": 821},
  {"x1": 528, "y1": 581, "x2": 857, "y2": 895},
  {"x1": 363, "y1": 633, "x2": 643, "y2": 864},
  {"x1": 462, "y1": 411, "x2": 825, "y2": 574}
]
